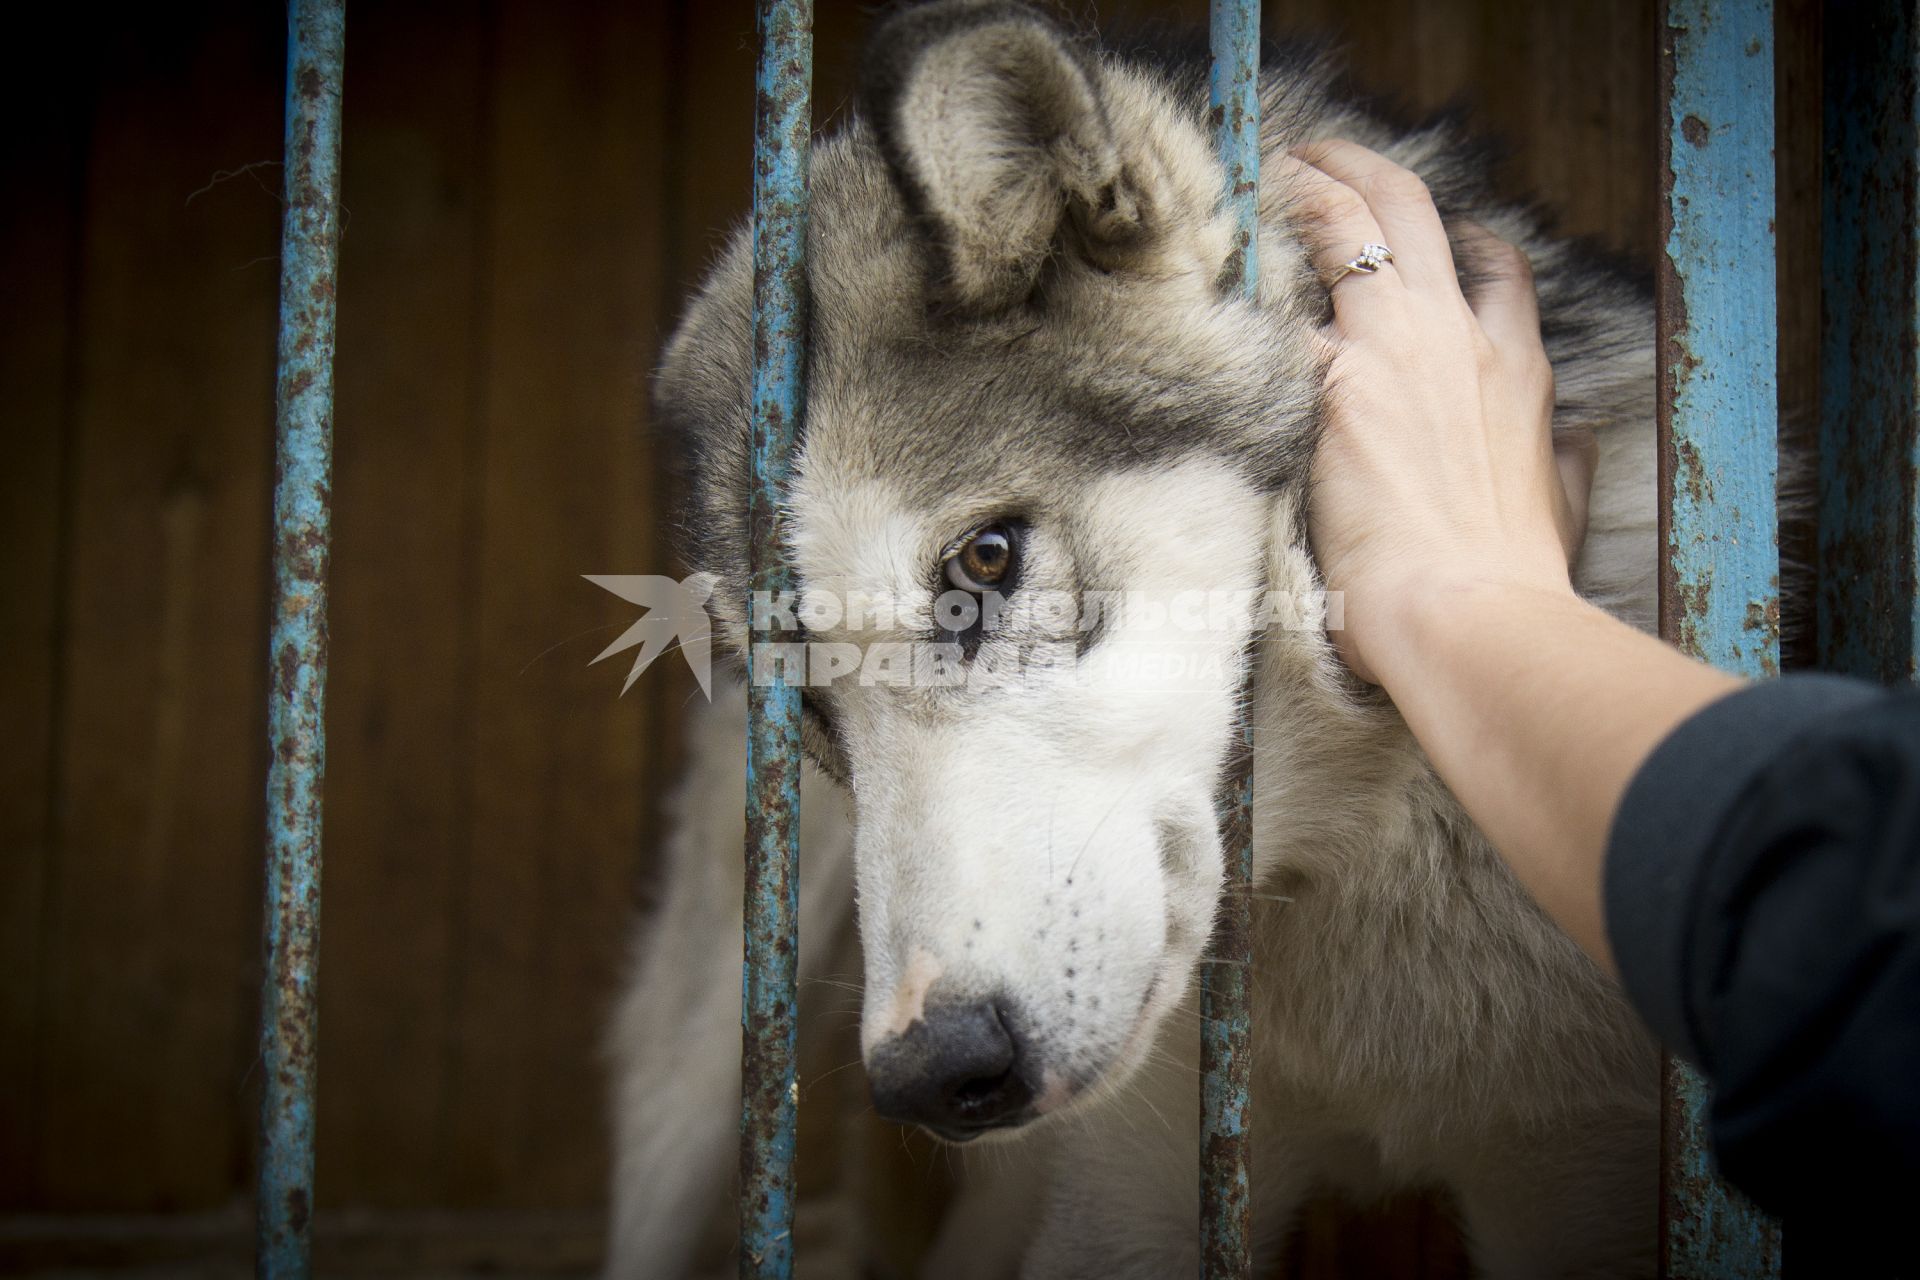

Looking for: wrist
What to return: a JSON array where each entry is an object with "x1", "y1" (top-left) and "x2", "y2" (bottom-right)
[{"x1": 1354, "y1": 565, "x2": 1584, "y2": 692}]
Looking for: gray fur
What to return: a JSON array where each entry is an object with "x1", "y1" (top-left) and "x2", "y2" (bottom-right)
[{"x1": 614, "y1": 3, "x2": 1658, "y2": 1275}]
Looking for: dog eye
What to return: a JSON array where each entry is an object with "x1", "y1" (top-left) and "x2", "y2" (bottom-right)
[{"x1": 944, "y1": 522, "x2": 1017, "y2": 593}]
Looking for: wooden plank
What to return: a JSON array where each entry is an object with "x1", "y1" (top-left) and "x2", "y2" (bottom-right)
[
  {"x1": 0, "y1": 29, "x2": 88, "y2": 1209},
  {"x1": 1525, "y1": 2, "x2": 1659, "y2": 261},
  {"x1": 1775, "y1": 0, "x2": 1822, "y2": 669},
  {"x1": 0, "y1": 1205, "x2": 603, "y2": 1276},
  {"x1": 30, "y1": 3, "x2": 284, "y2": 1207},
  {"x1": 309, "y1": 0, "x2": 490, "y2": 1210},
  {"x1": 1282, "y1": 1193, "x2": 1471, "y2": 1280},
  {"x1": 660, "y1": 0, "x2": 757, "y2": 312},
  {"x1": 1817, "y1": 0, "x2": 1920, "y2": 680},
  {"x1": 1264, "y1": 1, "x2": 1655, "y2": 258},
  {"x1": 441, "y1": 0, "x2": 671, "y2": 1206}
]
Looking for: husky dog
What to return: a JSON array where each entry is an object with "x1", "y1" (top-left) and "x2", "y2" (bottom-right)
[{"x1": 611, "y1": 2, "x2": 1659, "y2": 1275}]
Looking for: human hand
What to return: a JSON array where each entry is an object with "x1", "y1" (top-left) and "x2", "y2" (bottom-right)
[{"x1": 1290, "y1": 140, "x2": 1596, "y2": 683}]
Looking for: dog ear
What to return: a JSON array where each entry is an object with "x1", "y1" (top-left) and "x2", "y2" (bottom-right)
[{"x1": 860, "y1": 1, "x2": 1147, "y2": 313}]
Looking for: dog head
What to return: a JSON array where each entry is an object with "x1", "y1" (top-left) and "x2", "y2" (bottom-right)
[{"x1": 658, "y1": 0, "x2": 1331, "y2": 1140}]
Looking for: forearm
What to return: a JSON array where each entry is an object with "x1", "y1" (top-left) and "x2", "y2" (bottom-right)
[{"x1": 1365, "y1": 578, "x2": 1741, "y2": 972}]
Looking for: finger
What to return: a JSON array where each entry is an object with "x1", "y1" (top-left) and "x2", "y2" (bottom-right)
[
  {"x1": 1276, "y1": 153, "x2": 1404, "y2": 316},
  {"x1": 1283, "y1": 154, "x2": 1396, "y2": 280},
  {"x1": 1292, "y1": 139, "x2": 1455, "y2": 293},
  {"x1": 1456, "y1": 223, "x2": 1543, "y2": 354},
  {"x1": 1552, "y1": 427, "x2": 1600, "y2": 564}
]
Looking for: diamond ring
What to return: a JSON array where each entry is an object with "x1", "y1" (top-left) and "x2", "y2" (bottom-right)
[{"x1": 1326, "y1": 242, "x2": 1395, "y2": 286}]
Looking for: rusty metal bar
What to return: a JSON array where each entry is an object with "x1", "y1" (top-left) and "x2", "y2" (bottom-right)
[
  {"x1": 1200, "y1": 0, "x2": 1258, "y2": 1275},
  {"x1": 1655, "y1": 1, "x2": 1785, "y2": 1275},
  {"x1": 740, "y1": 0, "x2": 812, "y2": 1276},
  {"x1": 1818, "y1": 0, "x2": 1920, "y2": 681},
  {"x1": 257, "y1": 0, "x2": 345, "y2": 1275}
]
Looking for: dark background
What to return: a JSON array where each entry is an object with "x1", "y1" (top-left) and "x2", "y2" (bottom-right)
[{"x1": 0, "y1": 0, "x2": 1821, "y2": 1273}]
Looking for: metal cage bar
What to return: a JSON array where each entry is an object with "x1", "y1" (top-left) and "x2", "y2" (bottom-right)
[
  {"x1": 1818, "y1": 0, "x2": 1920, "y2": 681},
  {"x1": 1655, "y1": 1, "x2": 1785, "y2": 1274},
  {"x1": 257, "y1": 0, "x2": 346, "y2": 1275},
  {"x1": 1199, "y1": 1, "x2": 1260, "y2": 1276},
  {"x1": 740, "y1": 1, "x2": 813, "y2": 1277}
]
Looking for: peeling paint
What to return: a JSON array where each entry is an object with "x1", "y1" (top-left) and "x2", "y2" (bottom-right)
[
  {"x1": 1662, "y1": 1061, "x2": 1783, "y2": 1276},
  {"x1": 1656, "y1": 2, "x2": 1783, "y2": 1274},
  {"x1": 257, "y1": 2, "x2": 345, "y2": 1278},
  {"x1": 1200, "y1": 3, "x2": 1259, "y2": 1277},
  {"x1": 739, "y1": 3, "x2": 812, "y2": 1279}
]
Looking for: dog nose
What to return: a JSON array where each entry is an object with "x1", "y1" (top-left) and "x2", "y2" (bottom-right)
[{"x1": 867, "y1": 999, "x2": 1034, "y2": 1138}]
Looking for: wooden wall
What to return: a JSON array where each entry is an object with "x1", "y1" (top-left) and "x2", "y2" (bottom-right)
[{"x1": 0, "y1": 0, "x2": 1817, "y2": 1271}]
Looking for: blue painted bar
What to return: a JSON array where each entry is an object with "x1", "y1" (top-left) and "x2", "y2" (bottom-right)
[
  {"x1": 739, "y1": 1, "x2": 811, "y2": 1276},
  {"x1": 257, "y1": 0, "x2": 345, "y2": 1275},
  {"x1": 1656, "y1": 2, "x2": 1784, "y2": 1275},
  {"x1": 1199, "y1": 2, "x2": 1258, "y2": 1276},
  {"x1": 1818, "y1": 0, "x2": 1920, "y2": 682}
]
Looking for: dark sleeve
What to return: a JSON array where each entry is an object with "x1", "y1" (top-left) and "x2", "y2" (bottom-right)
[{"x1": 1605, "y1": 674, "x2": 1920, "y2": 1242}]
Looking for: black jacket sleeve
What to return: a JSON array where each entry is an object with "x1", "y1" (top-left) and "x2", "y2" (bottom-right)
[{"x1": 1605, "y1": 674, "x2": 1920, "y2": 1251}]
